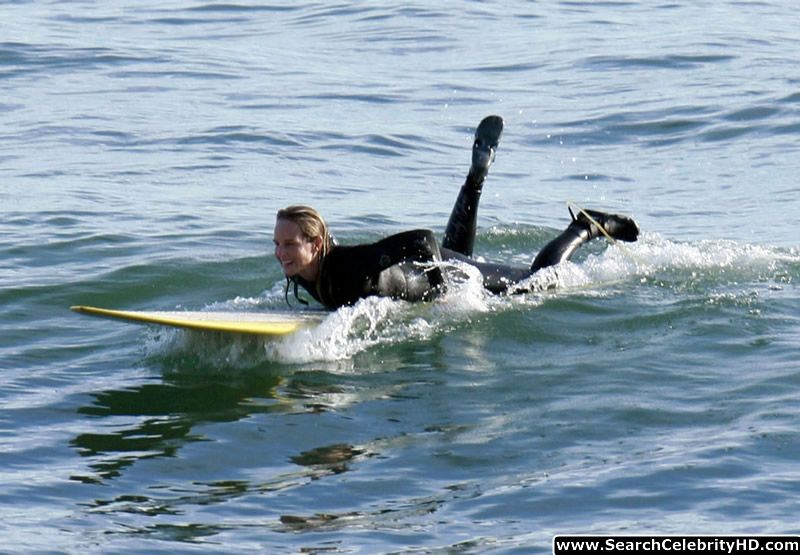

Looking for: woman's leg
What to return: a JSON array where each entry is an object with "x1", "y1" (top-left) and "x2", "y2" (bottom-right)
[
  {"x1": 440, "y1": 208, "x2": 638, "y2": 294},
  {"x1": 530, "y1": 208, "x2": 639, "y2": 272},
  {"x1": 442, "y1": 115, "x2": 504, "y2": 257}
]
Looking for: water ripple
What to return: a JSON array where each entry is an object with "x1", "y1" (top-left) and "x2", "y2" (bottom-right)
[
  {"x1": 585, "y1": 53, "x2": 736, "y2": 70},
  {"x1": 548, "y1": 94, "x2": 796, "y2": 147},
  {"x1": 0, "y1": 42, "x2": 158, "y2": 76}
]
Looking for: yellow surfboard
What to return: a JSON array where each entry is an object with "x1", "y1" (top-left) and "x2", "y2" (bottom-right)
[{"x1": 70, "y1": 305, "x2": 324, "y2": 336}]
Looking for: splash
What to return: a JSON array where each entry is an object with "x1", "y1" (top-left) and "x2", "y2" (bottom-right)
[
  {"x1": 264, "y1": 262, "x2": 510, "y2": 364},
  {"x1": 265, "y1": 296, "x2": 423, "y2": 363},
  {"x1": 618, "y1": 232, "x2": 798, "y2": 291}
]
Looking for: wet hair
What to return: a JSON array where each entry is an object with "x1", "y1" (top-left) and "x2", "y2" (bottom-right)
[
  {"x1": 276, "y1": 205, "x2": 334, "y2": 306},
  {"x1": 276, "y1": 205, "x2": 333, "y2": 260}
]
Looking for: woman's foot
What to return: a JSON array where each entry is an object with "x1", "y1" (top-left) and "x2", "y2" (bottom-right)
[
  {"x1": 469, "y1": 115, "x2": 504, "y2": 185},
  {"x1": 575, "y1": 208, "x2": 640, "y2": 242}
]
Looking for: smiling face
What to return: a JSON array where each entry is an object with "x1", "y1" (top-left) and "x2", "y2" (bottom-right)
[{"x1": 273, "y1": 217, "x2": 322, "y2": 282}]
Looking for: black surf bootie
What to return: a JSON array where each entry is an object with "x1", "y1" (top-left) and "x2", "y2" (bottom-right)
[
  {"x1": 469, "y1": 115, "x2": 504, "y2": 185},
  {"x1": 574, "y1": 208, "x2": 640, "y2": 242}
]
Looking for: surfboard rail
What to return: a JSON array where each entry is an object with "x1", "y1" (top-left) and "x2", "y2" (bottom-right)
[{"x1": 70, "y1": 305, "x2": 324, "y2": 336}]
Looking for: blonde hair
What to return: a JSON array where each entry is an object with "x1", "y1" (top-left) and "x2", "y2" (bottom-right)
[{"x1": 276, "y1": 205, "x2": 333, "y2": 260}]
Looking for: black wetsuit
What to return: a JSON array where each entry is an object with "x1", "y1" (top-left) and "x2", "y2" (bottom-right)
[
  {"x1": 294, "y1": 229, "x2": 446, "y2": 308},
  {"x1": 290, "y1": 176, "x2": 610, "y2": 310}
]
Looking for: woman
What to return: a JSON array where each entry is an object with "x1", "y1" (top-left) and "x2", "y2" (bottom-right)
[{"x1": 273, "y1": 116, "x2": 639, "y2": 310}]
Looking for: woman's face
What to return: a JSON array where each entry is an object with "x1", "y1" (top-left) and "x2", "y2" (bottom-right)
[{"x1": 273, "y1": 218, "x2": 321, "y2": 281}]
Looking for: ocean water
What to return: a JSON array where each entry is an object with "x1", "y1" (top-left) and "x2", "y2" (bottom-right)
[{"x1": 2, "y1": 1, "x2": 799, "y2": 553}]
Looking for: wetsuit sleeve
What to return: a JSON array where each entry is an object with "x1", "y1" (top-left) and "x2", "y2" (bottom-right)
[{"x1": 316, "y1": 229, "x2": 445, "y2": 308}]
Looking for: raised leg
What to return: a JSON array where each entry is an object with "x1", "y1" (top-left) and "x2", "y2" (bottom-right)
[{"x1": 442, "y1": 115, "x2": 504, "y2": 257}]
